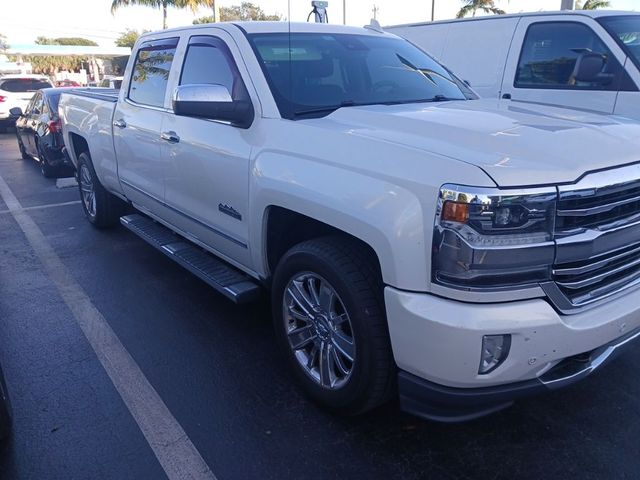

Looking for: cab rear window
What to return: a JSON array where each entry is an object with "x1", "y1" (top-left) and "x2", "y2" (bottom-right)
[{"x1": 0, "y1": 78, "x2": 53, "y2": 92}]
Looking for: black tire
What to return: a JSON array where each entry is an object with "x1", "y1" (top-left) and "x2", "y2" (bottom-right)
[
  {"x1": 272, "y1": 236, "x2": 395, "y2": 415},
  {"x1": 36, "y1": 139, "x2": 56, "y2": 178},
  {"x1": 77, "y1": 151, "x2": 125, "y2": 228},
  {"x1": 16, "y1": 133, "x2": 29, "y2": 160}
]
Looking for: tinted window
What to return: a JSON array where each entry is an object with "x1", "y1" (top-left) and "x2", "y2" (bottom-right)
[
  {"x1": 0, "y1": 78, "x2": 52, "y2": 92},
  {"x1": 180, "y1": 37, "x2": 238, "y2": 95},
  {"x1": 129, "y1": 38, "x2": 178, "y2": 107},
  {"x1": 248, "y1": 33, "x2": 474, "y2": 120},
  {"x1": 31, "y1": 93, "x2": 44, "y2": 115},
  {"x1": 599, "y1": 16, "x2": 640, "y2": 70},
  {"x1": 516, "y1": 22, "x2": 620, "y2": 90}
]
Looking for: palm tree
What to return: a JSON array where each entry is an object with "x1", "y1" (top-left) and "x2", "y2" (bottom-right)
[
  {"x1": 576, "y1": 0, "x2": 611, "y2": 9},
  {"x1": 111, "y1": 0, "x2": 214, "y2": 30},
  {"x1": 456, "y1": 0, "x2": 505, "y2": 19}
]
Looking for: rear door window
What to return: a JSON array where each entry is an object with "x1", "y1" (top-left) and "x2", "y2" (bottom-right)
[
  {"x1": 128, "y1": 37, "x2": 179, "y2": 108},
  {"x1": 515, "y1": 22, "x2": 622, "y2": 90}
]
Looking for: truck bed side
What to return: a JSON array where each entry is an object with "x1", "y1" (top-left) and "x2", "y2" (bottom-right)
[{"x1": 59, "y1": 89, "x2": 123, "y2": 195}]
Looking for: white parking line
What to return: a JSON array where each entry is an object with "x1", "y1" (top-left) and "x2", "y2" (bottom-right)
[
  {"x1": 0, "y1": 200, "x2": 82, "y2": 215},
  {"x1": 0, "y1": 173, "x2": 217, "y2": 480}
]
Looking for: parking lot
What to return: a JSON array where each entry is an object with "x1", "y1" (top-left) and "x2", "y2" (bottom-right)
[{"x1": 0, "y1": 128, "x2": 638, "y2": 480}]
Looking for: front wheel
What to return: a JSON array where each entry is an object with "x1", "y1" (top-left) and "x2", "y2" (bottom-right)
[
  {"x1": 16, "y1": 133, "x2": 29, "y2": 160},
  {"x1": 77, "y1": 151, "x2": 125, "y2": 228},
  {"x1": 272, "y1": 236, "x2": 395, "y2": 415}
]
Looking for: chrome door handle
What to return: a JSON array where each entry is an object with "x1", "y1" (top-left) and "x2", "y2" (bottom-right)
[
  {"x1": 113, "y1": 119, "x2": 127, "y2": 129},
  {"x1": 161, "y1": 131, "x2": 180, "y2": 144}
]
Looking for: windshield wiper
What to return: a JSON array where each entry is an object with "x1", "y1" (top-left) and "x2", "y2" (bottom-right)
[
  {"x1": 379, "y1": 96, "x2": 465, "y2": 106},
  {"x1": 293, "y1": 100, "x2": 358, "y2": 118},
  {"x1": 427, "y1": 95, "x2": 464, "y2": 102}
]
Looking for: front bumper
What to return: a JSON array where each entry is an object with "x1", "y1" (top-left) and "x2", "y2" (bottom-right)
[{"x1": 385, "y1": 286, "x2": 640, "y2": 421}]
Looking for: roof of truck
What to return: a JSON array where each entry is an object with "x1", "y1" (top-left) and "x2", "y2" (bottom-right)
[
  {"x1": 386, "y1": 10, "x2": 640, "y2": 29},
  {"x1": 138, "y1": 21, "x2": 389, "y2": 41}
]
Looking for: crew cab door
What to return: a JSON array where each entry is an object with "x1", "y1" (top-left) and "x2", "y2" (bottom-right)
[
  {"x1": 501, "y1": 17, "x2": 631, "y2": 114},
  {"x1": 113, "y1": 37, "x2": 179, "y2": 216},
  {"x1": 159, "y1": 30, "x2": 255, "y2": 268}
]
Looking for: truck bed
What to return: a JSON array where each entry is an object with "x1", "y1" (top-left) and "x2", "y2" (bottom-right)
[{"x1": 62, "y1": 88, "x2": 119, "y2": 103}]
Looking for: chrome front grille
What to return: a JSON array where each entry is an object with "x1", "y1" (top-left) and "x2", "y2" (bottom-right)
[
  {"x1": 556, "y1": 177, "x2": 640, "y2": 234},
  {"x1": 548, "y1": 163, "x2": 640, "y2": 311},
  {"x1": 551, "y1": 241, "x2": 640, "y2": 308}
]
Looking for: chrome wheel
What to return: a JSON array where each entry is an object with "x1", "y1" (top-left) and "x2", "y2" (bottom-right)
[
  {"x1": 79, "y1": 163, "x2": 96, "y2": 218},
  {"x1": 283, "y1": 272, "x2": 356, "y2": 390}
]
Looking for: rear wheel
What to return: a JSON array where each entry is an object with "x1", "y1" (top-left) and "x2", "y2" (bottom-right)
[
  {"x1": 272, "y1": 236, "x2": 395, "y2": 415},
  {"x1": 77, "y1": 151, "x2": 125, "y2": 228},
  {"x1": 36, "y1": 139, "x2": 56, "y2": 178}
]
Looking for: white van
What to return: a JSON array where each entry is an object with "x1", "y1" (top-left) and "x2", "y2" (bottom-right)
[{"x1": 387, "y1": 11, "x2": 640, "y2": 119}]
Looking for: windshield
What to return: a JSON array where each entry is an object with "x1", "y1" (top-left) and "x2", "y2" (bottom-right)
[
  {"x1": 0, "y1": 78, "x2": 52, "y2": 93},
  {"x1": 599, "y1": 16, "x2": 640, "y2": 69},
  {"x1": 247, "y1": 33, "x2": 474, "y2": 119}
]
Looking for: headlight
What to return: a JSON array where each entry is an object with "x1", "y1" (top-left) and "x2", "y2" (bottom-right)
[{"x1": 433, "y1": 184, "x2": 557, "y2": 290}]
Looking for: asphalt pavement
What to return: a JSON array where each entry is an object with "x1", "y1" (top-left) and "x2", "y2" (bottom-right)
[{"x1": 0, "y1": 131, "x2": 639, "y2": 480}]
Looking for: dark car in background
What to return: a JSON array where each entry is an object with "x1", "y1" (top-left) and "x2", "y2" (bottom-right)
[{"x1": 12, "y1": 88, "x2": 73, "y2": 178}]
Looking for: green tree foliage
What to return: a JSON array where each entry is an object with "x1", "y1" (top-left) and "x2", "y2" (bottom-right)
[
  {"x1": 456, "y1": 0, "x2": 505, "y2": 19},
  {"x1": 24, "y1": 37, "x2": 98, "y2": 75},
  {"x1": 110, "y1": 0, "x2": 215, "y2": 29},
  {"x1": 575, "y1": 0, "x2": 611, "y2": 9},
  {"x1": 214, "y1": 2, "x2": 281, "y2": 22},
  {"x1": 35, "y1": 37, "x2": 98, "y2": 46},
  {"x1": 115, "y1": 29, "x2": 148, "y2": 48}
]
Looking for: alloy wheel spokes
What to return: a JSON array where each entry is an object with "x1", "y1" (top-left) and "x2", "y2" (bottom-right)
[
  {"x1": 283, "y1": 272, "x2": 356, "y2": 390},
  {"x1": 79, "y1": 165, "x2": 95, "y2": 217}
]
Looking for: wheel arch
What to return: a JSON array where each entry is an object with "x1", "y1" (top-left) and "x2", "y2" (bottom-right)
[{"x1": 263, "y1": 206, "x2": 385, "y2": 286}]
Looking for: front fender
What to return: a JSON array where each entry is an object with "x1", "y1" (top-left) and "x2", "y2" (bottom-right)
[{"x1": 250, "y1": 152, "x2": 428, "y2": 291}]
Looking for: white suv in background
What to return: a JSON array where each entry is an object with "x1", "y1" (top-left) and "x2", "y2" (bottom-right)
[{"x1": 0, "y1": 74, "x2": 53, "y2": 132}]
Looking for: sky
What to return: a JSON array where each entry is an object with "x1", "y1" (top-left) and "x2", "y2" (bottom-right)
[{"x1": 0, "y1": 0, "x2": 639, "y2": 47}]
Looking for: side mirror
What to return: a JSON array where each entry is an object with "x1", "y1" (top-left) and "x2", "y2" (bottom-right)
[
  {"x1": 572, "y1": 52, "x2": 614, "y2": 85},
  {"x1": 9, "y1": 107, "x2": 23, "y2": 117},
  {"x1": 172, "y1": 84, "x2": 254, "y2": 128}
]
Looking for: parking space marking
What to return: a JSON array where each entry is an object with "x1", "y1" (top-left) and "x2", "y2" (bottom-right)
[
  {"x1": 0, "y1": 173, "x2": 217, "y2": 480},
  {"x1": 0, "y1": 200, "x2": 82, "y2": 215}
]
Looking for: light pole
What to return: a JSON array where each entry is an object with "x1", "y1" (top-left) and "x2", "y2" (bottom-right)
[
  {"x1": 560, "y1": 0, "x2": 574, "y2": 9},
  {"x1": 343, "y1": 0, "x2": 346, "y2": 24},
  {"x1": 431, "y1": 0, "x2": 435, "y2": 21}
]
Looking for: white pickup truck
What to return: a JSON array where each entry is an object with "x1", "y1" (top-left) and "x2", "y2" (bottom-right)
[{"x1": 60, "y1": 21, "x2": 640, "y2": 422}]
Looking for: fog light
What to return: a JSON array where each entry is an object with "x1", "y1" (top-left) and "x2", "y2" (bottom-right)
[{"x1": 479, "y1": 334, "x2": 511, "y2": 374}]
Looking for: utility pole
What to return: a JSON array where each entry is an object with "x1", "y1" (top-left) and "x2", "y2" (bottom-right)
[
  {"x1": 560, "y1": 0, "x2": 574, "y2": 9},
  {"x1": 372, "y1": 4, "x2": 379, "y2": 20},
  {"x1": 343, "y1": 0, "x2": 346, "y2": 24},
  {"x1": 431, "y1": 0, "x2": 435, "y2": 21}
]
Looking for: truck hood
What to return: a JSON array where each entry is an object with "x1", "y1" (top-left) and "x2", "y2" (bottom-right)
[{"x1": 313, "y1": 99, "x2": 640, "y2": 187}]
